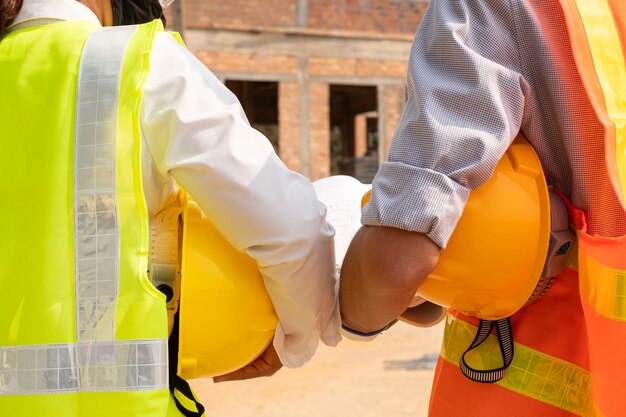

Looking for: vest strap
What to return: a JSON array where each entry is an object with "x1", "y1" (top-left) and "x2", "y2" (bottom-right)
[{"x1": 168, "y1": 313, "x2": 205, "y2": 417}]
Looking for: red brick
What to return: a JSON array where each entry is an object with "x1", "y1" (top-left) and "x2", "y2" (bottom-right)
[
  {"x1": 180, "y1": 0, "x2": 426, "y2": 36},
  {"x1": 184, "y1": 0, "x2": 297, "y2": 30},
  {"x1": 193, "y1": 51, "x2": 299, "y2": 74},
  {"x1": 309, "y1": 57, "x2": 407, "y2": 78},
  {"x1": 307, "y1": 0, "x2": 425, "y2": 35}
]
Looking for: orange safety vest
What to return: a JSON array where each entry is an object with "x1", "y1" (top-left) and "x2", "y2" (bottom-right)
[{"x1": 429, "y1": 1, "x2": 626, "y2": 416}]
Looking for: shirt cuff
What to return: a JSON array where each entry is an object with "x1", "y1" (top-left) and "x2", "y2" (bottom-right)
[{"x1": 362, "y1": 161, "x2": 470, "y2": 249}]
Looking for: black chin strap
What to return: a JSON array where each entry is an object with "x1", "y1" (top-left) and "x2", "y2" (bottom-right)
[
  {"x1": 459, "y1": 318, "x2": 514, "y2": 383},
  {"x1": 168, "y1": 312, "x2": 206, "y2": 416},
  {"x1": 169, "y1": 374, "x2": 206, "y2": 417}
]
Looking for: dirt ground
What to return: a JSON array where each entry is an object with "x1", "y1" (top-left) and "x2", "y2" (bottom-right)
[{"x1": 191, "y1": 321, "x2": 445, "y2": 417}]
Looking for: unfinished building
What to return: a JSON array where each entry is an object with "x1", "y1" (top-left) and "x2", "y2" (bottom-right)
[{"x1": 166, "y1": 0, "x2": 428, "y2": 182}]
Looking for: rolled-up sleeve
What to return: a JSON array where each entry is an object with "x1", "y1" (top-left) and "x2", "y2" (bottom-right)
[
  {"x1": 362, "y1": 0, "x2": 527, "y2": 248},
  {"x1": 141, "y1": 34, "x2": 341, "y2": 368}
]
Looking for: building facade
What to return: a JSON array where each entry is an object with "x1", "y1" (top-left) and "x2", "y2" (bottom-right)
[{"x1": 167, "y1": 0, "x2": 428, "y2": 181}]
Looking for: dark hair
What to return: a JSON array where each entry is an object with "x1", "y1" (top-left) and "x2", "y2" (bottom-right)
[
  {"x1": 0, "y1": 0, "x2": 23, "y2": 37},
  {"x1": 111, "y1": 0, "x2": 166, "y2": 27}
]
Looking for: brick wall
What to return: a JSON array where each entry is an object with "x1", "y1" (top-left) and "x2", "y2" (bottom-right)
[
  {"x1": 308, "y1": 0, "x2": 426, "y2": 34},
  {"x1": 309, "y1": 56, "x2": 407, "y2": 78},
  {"x1": 184, "y1": 0, "x2": 297, "y2": 29},
  {"x1": 181, "y1": 0, "x2": 426, "y2": 36},
  {"x1": 177, "y1": 0, "x2": 419, "y2": 179},
  {"x1": 193, "y1": 51, "x2": 299, "y2": 75},
  {"x1": 193, "y1": 52, "x2": 408, "y2": 80}
]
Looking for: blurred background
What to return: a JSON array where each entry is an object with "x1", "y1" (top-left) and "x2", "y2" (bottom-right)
[
  {"x1": 193, "y1": 321, "x2": 444, "y2": 417},
  {"x1": 164, "y1": 0, "x2": 430, "y2": 184}
]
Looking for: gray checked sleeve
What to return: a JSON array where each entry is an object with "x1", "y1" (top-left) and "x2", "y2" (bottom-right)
[{"x1": 362, "y1": 0, "x2": 527, "y2": 248}]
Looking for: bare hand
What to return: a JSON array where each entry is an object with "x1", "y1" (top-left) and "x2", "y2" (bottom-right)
[
  {"x1": 212, "y1": 342, "x2": 283, "y2": 383},
  {"x1": 340, "y1": 226, "x2": 440, "y2": 333}
]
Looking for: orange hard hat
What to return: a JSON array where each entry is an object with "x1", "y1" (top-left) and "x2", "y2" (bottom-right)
[
  {"x1": 422, "y1": 135, "x2": 551, "y2": 319},
  {"x1": 363, "y1": 135, "x2": 554, "y2": 320}
]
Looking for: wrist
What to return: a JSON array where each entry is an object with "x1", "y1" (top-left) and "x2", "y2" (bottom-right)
[{"x1": 340, "y1": 320, "x2": 397, "y2": 341}]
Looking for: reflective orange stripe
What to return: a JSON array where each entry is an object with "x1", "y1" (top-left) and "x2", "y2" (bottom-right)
[
  {"x1": 577, "y1": 228, "x2": 626, "y2": 323},
  {"x1": 550, "y1": 4, "x2": 626, "y2": 401},
  {"x1": 439, "y1": 316, "x2": 594, "y2": 416},
  {"x1": 430, "y1": 358, "x2": 584, "y2": 417},
  {"x1": 575, "y1": 230, "x2": 626, "y2": 416},
  {"x1": 578, "y1": 247, "x2": 626, "y2": 322},
  {"x1": 429, "y1": 271, "x2": 593, "y2": 416}
]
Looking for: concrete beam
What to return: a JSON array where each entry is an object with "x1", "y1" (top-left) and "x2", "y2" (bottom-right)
[
  {"x1": 299, "y1": 58, "x2": 311, "y2": 177},
  {"x1": 297, "y1": 0, "x2": 308, "y2": 28},
  {"x1": 212, "y1": 71, "x2": 298, "y2": 82},
  {"x1": 184, "y1": 29, "x2": 413, "y2": 62}
]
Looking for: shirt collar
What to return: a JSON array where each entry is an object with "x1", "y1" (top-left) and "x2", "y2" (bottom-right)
[{"x1": 8, "y1": 0, "x2": 101, "y2": 33}]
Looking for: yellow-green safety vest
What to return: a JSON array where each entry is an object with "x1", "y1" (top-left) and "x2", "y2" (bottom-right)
[{"x1": 0, "y1": 19, "x2": 198, "y2": 417}]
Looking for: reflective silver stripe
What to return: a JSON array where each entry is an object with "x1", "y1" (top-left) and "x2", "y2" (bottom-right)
[
  {"x1": 74, "y1": 26, "x2": 137, "y2": 341},
  {"x1": 0, "y1": 25, "x2": 179, "y2": 396},
  {"x1": 0, "y1": 340, "x2": 168, "y2": 394},
  {"x1": 1, "y1": 26, "x2": 169, "y2": 398}
]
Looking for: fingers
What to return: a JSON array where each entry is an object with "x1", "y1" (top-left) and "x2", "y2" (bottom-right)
[{"x1": 213, "y1": 343, "x2": 283, "y2": 383}]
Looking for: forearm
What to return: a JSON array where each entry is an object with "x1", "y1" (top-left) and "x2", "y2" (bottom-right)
[{"x1": 339, "y1": 225, "x2": 440, "y2": 333}]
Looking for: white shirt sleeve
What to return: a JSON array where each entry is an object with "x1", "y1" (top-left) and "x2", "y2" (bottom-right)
[{"x1": 140, "y1": 33, "x2": 341, "y2": 368}]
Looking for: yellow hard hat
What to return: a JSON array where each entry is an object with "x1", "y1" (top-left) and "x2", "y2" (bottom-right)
[
  {"x1": 177, "y1": 196, "x2": 278, "y2": 379},
  {"x1": 364, "y1": 135, "x2": 554, "y2": 320}
]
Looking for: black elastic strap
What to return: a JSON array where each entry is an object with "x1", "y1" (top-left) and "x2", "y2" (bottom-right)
[
  {"x1": 168, "y1": 311, "x2": 206, "y2": 416},
  {"x1": 169, "y1": 373, "x2": 206, "y2": 417},
  {"x1": 459, "y1": 318, "x2": 514, "y2": 383}
]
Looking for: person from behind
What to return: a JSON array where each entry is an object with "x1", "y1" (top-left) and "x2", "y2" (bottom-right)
[
  {"x1": 0, "y1": 0, "x2": 341, "y2": 415},
  {"x1": 340, "y1": 0, "x2": 626, "y2": 416}
]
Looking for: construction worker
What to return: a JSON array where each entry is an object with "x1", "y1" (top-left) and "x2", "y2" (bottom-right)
[
  {"x1": 340, "y1": 0, "x2": 626, "y2": 416},
  {"x1": 0, "y1": 0, "x2": 340, "y2": 415}
]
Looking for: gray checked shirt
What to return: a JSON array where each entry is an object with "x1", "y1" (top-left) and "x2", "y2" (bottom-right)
[{"x1": 362, "y1": 0, "x2": 626, "y2": 247}]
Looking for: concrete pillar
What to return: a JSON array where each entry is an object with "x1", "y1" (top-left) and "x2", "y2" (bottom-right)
[
  {"x1": 278, "y1": 81, "x2": 301, "y2": 172},
  {"x1": 355, "y1": 113, "x2": 368, "y2": 158},
  {"x1": 378, "y1": 83, "x2": 405, "y2": 161},
  {"x1": 308, "y1": 81, "x2": 330, "y2": 181}
]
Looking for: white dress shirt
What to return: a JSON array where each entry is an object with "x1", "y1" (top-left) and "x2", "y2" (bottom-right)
[{"x1": 9, "y1": 0, "x2": 341, "y2": 368}]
